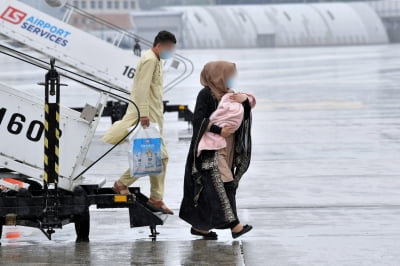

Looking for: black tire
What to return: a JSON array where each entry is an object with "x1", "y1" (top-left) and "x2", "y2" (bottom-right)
[
  {"x1": 24, "y1": 179, "x2": 42, "y2": 191},
  {"x1": 74, "y1": 210, "x2": 90, "y2": 243}
]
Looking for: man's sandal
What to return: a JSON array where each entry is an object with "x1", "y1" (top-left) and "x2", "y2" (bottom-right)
[
  {"x1": 147, "y1": 197, "x2": 174, "y2": 215},
  {"x1": 113, "y1": 180, "x2": 131, "y2": 195}
]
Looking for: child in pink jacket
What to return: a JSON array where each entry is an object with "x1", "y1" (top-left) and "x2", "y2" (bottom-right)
[{"x1": 198, "y1": 92, "x2": 256, "y2": 156}]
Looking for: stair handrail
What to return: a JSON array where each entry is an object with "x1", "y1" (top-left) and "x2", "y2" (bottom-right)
[{"x1": 61, "y1": 3, "x2": 194, "y2": 94}]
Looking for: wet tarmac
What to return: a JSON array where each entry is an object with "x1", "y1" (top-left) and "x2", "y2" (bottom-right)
[{"x1": 1, "y1": 45, "x2": 400, "y2": 265}]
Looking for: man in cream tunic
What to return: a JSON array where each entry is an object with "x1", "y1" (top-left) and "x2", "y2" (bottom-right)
[{"x1": 102, "y1": 31, "x2": 176, "y2": 214}]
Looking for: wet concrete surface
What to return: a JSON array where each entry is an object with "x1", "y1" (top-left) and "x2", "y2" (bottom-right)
[
  {"x1": 1, "y1": 239, "x2": 244, "y2": 265},
  {"x1": 1, "y1": 45, "x2": 400, "y2": 265}
]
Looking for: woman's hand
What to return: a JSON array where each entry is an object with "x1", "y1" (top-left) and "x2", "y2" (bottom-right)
[
  {"x1": 230, "y1": 93, "x2": 248, "y2": 103},
  {"x1": 220, "y1": 126, "x2": 236, "y2": 137}
]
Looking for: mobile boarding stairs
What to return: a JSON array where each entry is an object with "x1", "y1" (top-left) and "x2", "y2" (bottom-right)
[
  {"x1": 0, "y1": 53, "x2": 168, "y2": 244},
  {"x1": 0, "y1": 0, "x2": 194, "y2": 243}
]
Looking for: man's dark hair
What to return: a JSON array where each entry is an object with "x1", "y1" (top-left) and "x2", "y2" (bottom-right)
[{"x1": 153, "y1": 30, "x2": 176, "y2": 47}]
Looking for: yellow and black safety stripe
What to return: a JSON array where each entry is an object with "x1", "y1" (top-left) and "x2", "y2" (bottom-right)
[{"x1": 43, "y1": 102, "x2": 60, "y2": 184}]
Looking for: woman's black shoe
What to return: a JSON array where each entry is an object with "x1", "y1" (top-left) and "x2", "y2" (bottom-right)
[
  {"x1": 232, "y1": 224, "x2": 253, "y2": 239},
  {"x1": 191, "y1": 228, "x2": 218, "y2": 240}
]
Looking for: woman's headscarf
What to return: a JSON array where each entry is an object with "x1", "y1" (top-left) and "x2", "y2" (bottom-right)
[{"x1": 200, "y1": 61, "x2": 237, "y2": 101}]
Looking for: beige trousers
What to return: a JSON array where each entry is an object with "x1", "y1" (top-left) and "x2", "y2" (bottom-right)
[{"x1": 119, "y1": 158, "x2": 168, "y2": 200}]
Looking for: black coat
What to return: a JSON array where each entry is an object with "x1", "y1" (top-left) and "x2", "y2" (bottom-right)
[{"x1": 179, "y1": 87, "x2": 252, "y2": 230}]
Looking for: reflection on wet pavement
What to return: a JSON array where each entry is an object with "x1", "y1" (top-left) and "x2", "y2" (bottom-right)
[{"x1": 0, "y1": 240, "x2": 244, "y2": 265}]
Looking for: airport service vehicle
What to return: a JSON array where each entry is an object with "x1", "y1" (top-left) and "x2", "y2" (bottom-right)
[{"x1": 0, "y1": 0, "x2": 193, "y2": 243}]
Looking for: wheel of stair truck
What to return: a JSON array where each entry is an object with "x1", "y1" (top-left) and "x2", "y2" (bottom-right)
[
  {"x1": 73, "y1": 186, "x2": 90, "y2": 243},
  {"x1": 24, "y1": 179, "x2": 43, "y2": 191},
  {"x1": 74, "y1": 209, "x2": 90, "y2": 243}
]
